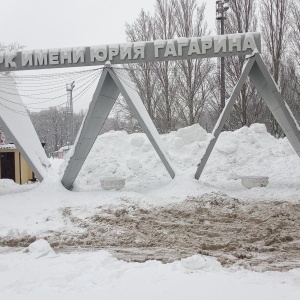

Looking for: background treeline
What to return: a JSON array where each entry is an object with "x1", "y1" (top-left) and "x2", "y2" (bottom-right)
[{"x1": 122, "y1": 0, "x2": 300, "y2": 137}]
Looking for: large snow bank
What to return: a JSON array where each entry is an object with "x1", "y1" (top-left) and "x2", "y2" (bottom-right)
[
  {"x1": 72, "y1": 124, "x2": 212, "y2": 189},
  {"x1": 73, "y1": 123, "x2": 300, "y2": 197}
]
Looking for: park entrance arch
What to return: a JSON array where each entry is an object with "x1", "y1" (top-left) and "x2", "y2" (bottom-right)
[{"x1": 0, "y1": 32, "x2": 299, "y2": 189}]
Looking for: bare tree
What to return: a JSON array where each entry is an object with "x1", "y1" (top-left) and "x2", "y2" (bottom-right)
[
  {"x1": 291, "y1": 1, "x2": 300, "y2": 66},
  {"x1": 222, "y1": 0, "x2": 266, "y2": 130},
  {"x1": 151, "y1": 0, "x2": 177, "y2": 132},
  {"x1": 0, "y1": 42, "x2": 23, "y2": 52},
  {"x1": 125, "y1": 0, "x2": 178, "y2": 133},
  {"x1": 30, "y1": 107, "x2": 85, "y2": 156},
  {"x1": 286, "y1": 1, "x2": 300, "y2": 119},
  {"x1": 260, "y1": 0, "x2": 292, "y2": 136},
  {"x1": 125, "y1": 0, "x2": 214, "y2": 132},
  {"x1": 125, "y1": 10, "x2": 158, "y2": 122},
  {"x1": 261, "y1": 0, "x2": 291, "y2": 84},
  {"x1": 172, "y1": 0, "x2": 214, "y2": 126}
]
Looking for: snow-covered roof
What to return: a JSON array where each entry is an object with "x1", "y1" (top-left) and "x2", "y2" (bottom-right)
[
  {"x1": 58, "y1": 145, "x2": 72, "y2": 152},
  {"x1": 0, "y1": 144, "x2": 16, "y2": 150}
]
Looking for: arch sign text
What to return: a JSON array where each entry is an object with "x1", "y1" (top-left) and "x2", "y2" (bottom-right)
[{"x1": 0, "y1": 33, "x2": 260, "y2": 71}]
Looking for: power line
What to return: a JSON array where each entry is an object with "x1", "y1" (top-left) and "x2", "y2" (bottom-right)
[
  {"x1": 0, "y1": 68, "x2": 102, "y2": 88},
  {"x1": 29, "y1": 71, "x2": 101, "y2": 109},
  {"x1": 0, "y1": 68, "x2": 103, "y2": 118},
  {"x1": 0, "y1": 70, "x2": 101, "y2": 107},
  {"x1": 0, "y1": 70, "x2": 102, "y2": 101},
  {"x1": 0, "y1": 67, "x2": 102, "y2": 80},
  {"x1": 0, "y1": 70, "x2": 101, "y2": 112},
  {"x1": 0, "y1": 101, "x2": 28, "y2": 116},
  {"x1": 0, "y1": 66, "x2": 143, "y2": 118}
]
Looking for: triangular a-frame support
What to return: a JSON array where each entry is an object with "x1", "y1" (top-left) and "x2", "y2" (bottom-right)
[
  {"x1": 61, "y1": 65, "x2": 175, "y2": 190},
  {"x1": 195, "y1": 52, "x2": 300, "y2": 179},
  {"x1": 0, "y1": 76, "x2": 50, "y2": 181}
]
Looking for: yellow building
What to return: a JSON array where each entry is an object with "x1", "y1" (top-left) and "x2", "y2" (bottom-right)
[{"x1": 0, "y1": 144, "x2": 35, "y2": 184}]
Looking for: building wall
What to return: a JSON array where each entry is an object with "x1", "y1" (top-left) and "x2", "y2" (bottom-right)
[
  {"x1": 20, "y1": 153, "x2": 35, "y2": 184},
  {"x1": 0, "y1": 149, "x2": 34, "y2": 184}
]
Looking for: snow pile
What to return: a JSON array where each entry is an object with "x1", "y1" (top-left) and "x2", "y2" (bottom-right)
[
  {"x1": 175, "y1": 123, "x2": 207, "y2": 144},
  {"x1": 0, "y1": 179, "x2": 20, "y2": 190},
  {"x1": 0, "y1": 179, "x2": 36, "y2": 196},
  {"x1": 205, "y1": 123, "x2": 297, "y2": 182},
  {"x1": 72, "y1": 124, "x2": 212, "y2": 189},
  {"x1": 73, "y1": 123, "x2": 300, "y2": 196},
  {"x1": 26, "y1": 239, "x2": 55, "y2": 258},
  {"x1": 180, "y1": 255, "x2": 221, "y2": 273}
]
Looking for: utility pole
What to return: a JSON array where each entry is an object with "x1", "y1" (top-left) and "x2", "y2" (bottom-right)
[
  {"x1": 216, "y1": 0, "x2": 229, "y2": 110},
  {"x1": 66, "y1": 81, "x2": 75, "y2": 145}
]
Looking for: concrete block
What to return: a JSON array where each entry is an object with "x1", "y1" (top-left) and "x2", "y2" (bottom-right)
[
  {"x1": 241, "y1": 176, "x2": 269, "y2": 189},
  {"x1": 100, "y1": 177, "x2": 125, "y2": 191}
]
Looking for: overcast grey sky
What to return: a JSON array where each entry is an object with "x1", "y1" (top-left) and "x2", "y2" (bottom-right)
[
  {"x1": 2, "y1": 0, "x2": 216, "y2": 49},
  {"x1": 0, "y1": 0, "x2": 217, "y2": 112}
]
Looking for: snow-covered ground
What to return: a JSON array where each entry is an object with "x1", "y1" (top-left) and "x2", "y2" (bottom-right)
[
  {"x1": 1, "y1": 124, "x2": 300, "y2": 299},
  {"x1": 1, "y1": 241, "x2": 300, "y2": 300}
]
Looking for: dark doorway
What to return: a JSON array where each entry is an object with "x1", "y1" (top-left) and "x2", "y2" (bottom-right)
[{"x1": 0, "y1": 152, "x2": 15, "y2": 181}]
